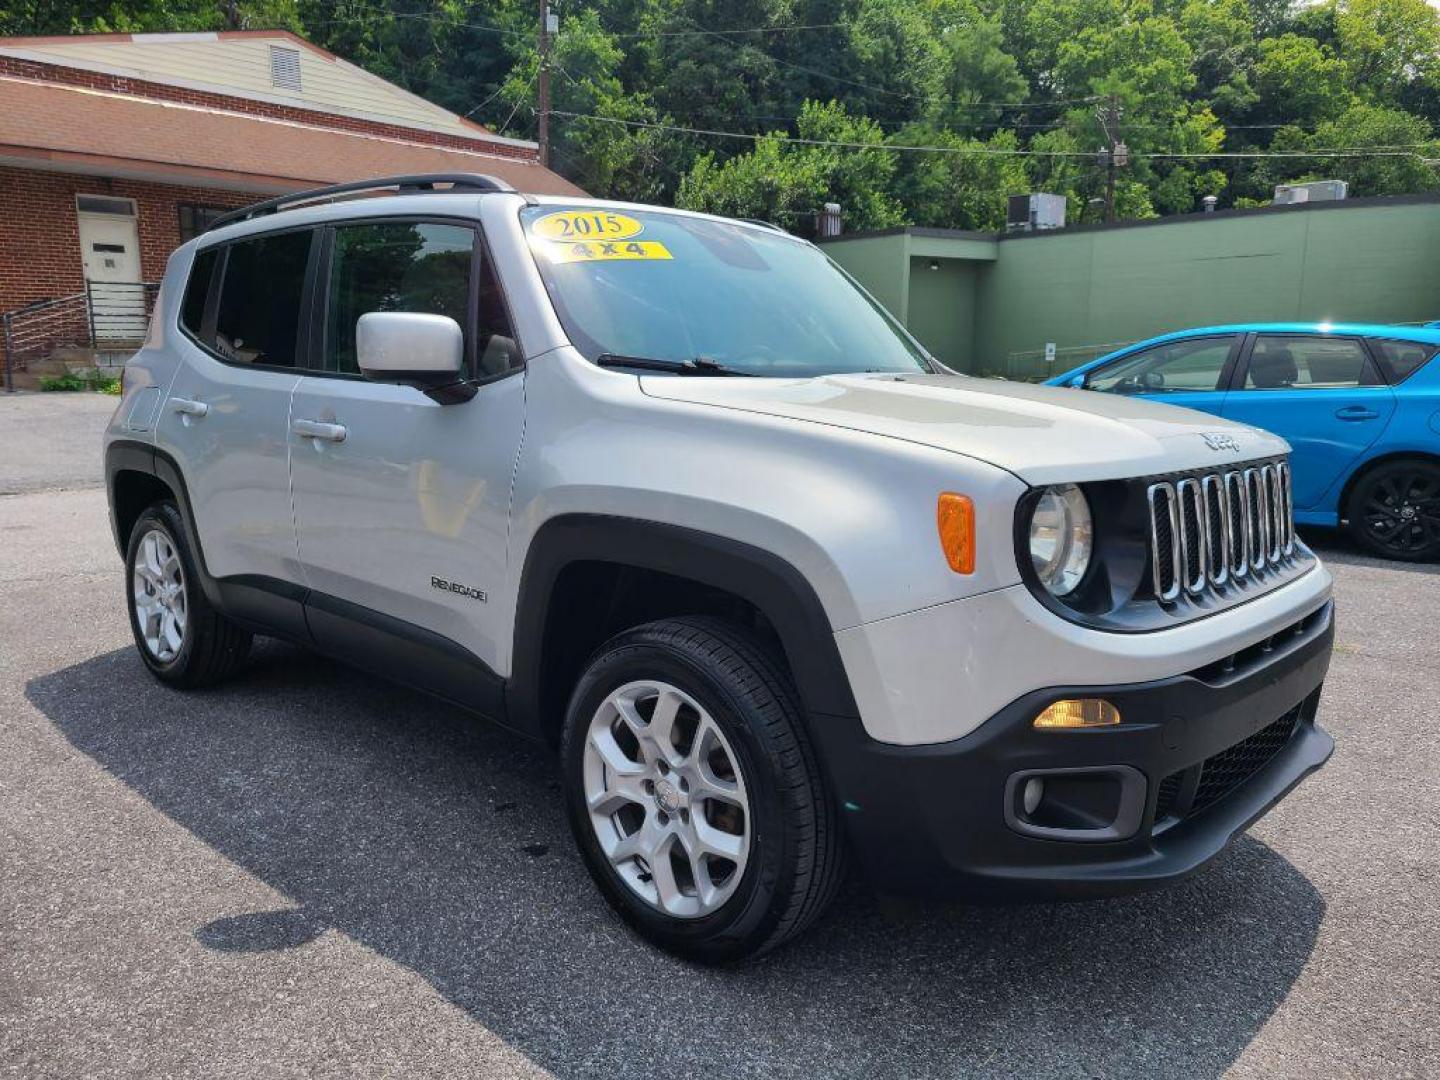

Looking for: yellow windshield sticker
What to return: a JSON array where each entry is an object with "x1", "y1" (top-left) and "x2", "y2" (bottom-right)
[
  {"x1": 546, "y1": 239, "x2": 673, "y2": 264},
  {"x1": 533, "y1": 209, "x2": 645, "y2": 242}
]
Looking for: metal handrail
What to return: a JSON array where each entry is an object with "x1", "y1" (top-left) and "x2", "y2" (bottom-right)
[{"x1": 3, "y1": 280, "x2": 158, "y2": 392}]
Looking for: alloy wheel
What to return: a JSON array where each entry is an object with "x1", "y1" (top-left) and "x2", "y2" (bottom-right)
[
  {"x1": 582, "y1": 679, "x2": 751, "y2": 918},
  {"x1": 132, "y1": 528, "x2": 188, "y2": 662},
  {"x1": 1360, "y1": 469, "x2": 1440, "y2": 556}
]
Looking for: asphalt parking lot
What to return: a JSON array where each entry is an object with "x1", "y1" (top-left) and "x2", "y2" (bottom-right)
[{"x1": 2, "y1": 391, "x2": 1437, "y2": 1079}]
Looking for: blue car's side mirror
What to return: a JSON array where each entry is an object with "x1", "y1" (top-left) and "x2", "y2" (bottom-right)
[{"x1": 1068, "y1": 375, "x2": 1086, "y2": 389}]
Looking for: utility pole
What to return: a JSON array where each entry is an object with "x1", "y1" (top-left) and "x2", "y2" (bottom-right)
[
  {"x1": 1096, "y1": 94, "x2": 1127, "y2": 224},
  {"x1": 537, "y1": 0, "x2": 550, "y2": 168}
]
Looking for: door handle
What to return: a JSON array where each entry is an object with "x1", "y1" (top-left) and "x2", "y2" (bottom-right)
[
  {"x1": 1334, "y1": 406, "x2": 1380, "y2": 421},
  {"x1": 292, "y1": 418, "x2": 347, "y2": 443},
  {"x1": 170, "y1": 397, "x2": 209, "y2": 418}
]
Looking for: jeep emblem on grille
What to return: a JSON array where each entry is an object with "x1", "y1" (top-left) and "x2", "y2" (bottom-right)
[{"x1": 1201, "y1": 432, "x2": 1241, "y2": 452}]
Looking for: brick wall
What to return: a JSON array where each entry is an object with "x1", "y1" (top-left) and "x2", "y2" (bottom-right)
[
  {"x1": 0, "y1": 55, "x2": 538, "y2": 162},
  {"x1": 0, "y1": 164, "x2": 253, "y2": 313}
]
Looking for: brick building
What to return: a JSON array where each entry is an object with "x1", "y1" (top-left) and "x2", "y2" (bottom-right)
[{"x1": 0, "y1": 29, "x2": 582, "y2": 378}]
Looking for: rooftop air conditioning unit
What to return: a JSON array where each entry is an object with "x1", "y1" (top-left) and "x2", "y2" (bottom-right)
[
  {"x1": 1007, "y1": 193, "x2": 1067, "y2": 232},
  {"x1": 1273, "y1": 180, "x2": 1348, "y2": 205}
]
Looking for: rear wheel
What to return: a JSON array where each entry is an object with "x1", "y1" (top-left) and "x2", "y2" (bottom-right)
[
  {"x1": 560, "y1": 617, "x2": 844, "y2": 963},
  {"x1": 125, "y1": 501, "x2": 253, "y2": 686},
  {"x1": 1346, "y1": 459, "x2": 1440, "y2": 561}
]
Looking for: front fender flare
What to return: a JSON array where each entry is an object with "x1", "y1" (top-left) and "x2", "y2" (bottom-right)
[{"x1": 508, "y1": 514, "x2": 860, "y2": 738}]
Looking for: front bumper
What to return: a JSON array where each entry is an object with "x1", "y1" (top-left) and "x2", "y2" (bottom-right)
[{"x1": 814, "y1": 600, "x2": 1335, "y2": 900}]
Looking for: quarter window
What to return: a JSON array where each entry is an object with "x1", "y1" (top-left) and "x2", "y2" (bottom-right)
[
  {"x1": 1244, "y1": 336, "x2": 1380, "y2": 390},
  {"x1": 180, "y1": 247, "x2": 217, "y2": 338},
  {"x1": 211, "y1": 230, "x2": 312, "y2": 368},
  {"x1": 325, "y1": 222, "x2": 478, "y2": 376},
  {"x1": 1086, "y1": 336, "x2": 1235, "y2": 394},
  {"x1": 1369, "y1": 339, "x2": 1438, "y2": 385}
]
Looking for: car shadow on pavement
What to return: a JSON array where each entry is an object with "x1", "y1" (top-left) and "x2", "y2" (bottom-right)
[
  {"x1": 1299, "y1": 526, "x2": 1440, "y2": 574},
  {"x1": 28, "y1": 643, "x2": 1325, "y2": 1080}
]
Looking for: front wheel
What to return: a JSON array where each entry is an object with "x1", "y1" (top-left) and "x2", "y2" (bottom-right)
[
  {"x1": 560, "y1": 617, "x2": 844, "y2": 963},
  {"x1": 1346, "y1": 459, "x2": 1440, "y2": 561},
  {"x1": 125, "y1": 501, "x2": 253, "y2": 686}
]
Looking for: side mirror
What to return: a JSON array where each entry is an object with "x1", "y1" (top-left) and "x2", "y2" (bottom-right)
[
  {"x1": 1067, "y1": 374, "x2": 1086, "y2": 389},
  {"x1": 357, "y1": 311, "x2": 473, "y2": 403}
]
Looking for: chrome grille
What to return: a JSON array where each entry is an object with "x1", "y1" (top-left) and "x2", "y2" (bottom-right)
[{"x1": 1148, "y1": 461, "x2": 1294, "y2": 602}]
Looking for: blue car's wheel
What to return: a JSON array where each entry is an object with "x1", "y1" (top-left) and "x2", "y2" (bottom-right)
[{"x1": 1347, "y1": 459, "x2": 1440, "y2": 561}]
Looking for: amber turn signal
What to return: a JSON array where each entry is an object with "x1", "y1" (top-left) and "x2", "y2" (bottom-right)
[
  {"x1": 1033, "y1": 698, "x2": 1122, "y2": 729},
  {"x1": 936, "y1": 492, "x2": 975, "y2": 574}
]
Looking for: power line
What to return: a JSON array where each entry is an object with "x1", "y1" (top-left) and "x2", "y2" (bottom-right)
[
  {"x1": 610, "y1": 22, "x2": 847, "y2": 39},
  {"x1": 550, "y1": 110, "x2": 1439, "y2": 161}
]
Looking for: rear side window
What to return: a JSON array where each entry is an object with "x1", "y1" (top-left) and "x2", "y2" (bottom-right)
[
  {"x1": 1243, "y1": 336, "x2": 1382, "y2": 390},
  {"x1": 1370, "y1": 339, "x2": 1438, "y2": 385},
  {"x1": 212, "y1": 230, "x2": 312, "y2": 367},
  {"x1": 325, "y1": 221, "x2": 475, "y2": 375},
  {"x1": 180, "y1": 248, "x2": 216, "y2": 338}
]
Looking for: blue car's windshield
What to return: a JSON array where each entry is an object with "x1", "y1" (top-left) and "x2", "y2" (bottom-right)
[{"x1": 521, "y1": 206, "x2": 933, "y2": 378}]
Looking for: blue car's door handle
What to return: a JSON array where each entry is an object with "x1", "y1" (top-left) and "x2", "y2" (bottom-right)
[{"x1": 1335, "y1": 405, "x2": 1380, "y2": 421}]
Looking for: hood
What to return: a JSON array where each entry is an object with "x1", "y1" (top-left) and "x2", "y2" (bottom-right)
[{"x1": 640, "y1": 372, "x2": 1289, "y2": 485}]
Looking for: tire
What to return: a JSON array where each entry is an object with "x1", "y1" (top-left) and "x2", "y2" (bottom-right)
[
  {"x1": 125, "y1": 501, "x2": 253, "y2": 687},
  {"x1": 1345, "y1": 458, "x2": 1440, "y2": 562},
  {"x1": 560, "y1": 616, "x2": 845, "y2": 963}
]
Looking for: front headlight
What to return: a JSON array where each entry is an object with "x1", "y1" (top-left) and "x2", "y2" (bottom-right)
[{"x1": 1028, "y1": 484, "x2": 1093, "y2": 596}]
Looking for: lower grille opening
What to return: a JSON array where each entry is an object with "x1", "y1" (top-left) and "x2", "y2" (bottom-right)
[
  {"x1": 1153, "y1": 705, "x2": 1304, "y2": 825},
  {"x1": 1153, "y1": 771, "x2": 1183, "y2": 821}
]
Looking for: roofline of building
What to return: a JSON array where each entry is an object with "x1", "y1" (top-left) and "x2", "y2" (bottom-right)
[
  {"x1": 0, "y1": 28, "x2": 339, "y2": 62},
  {"x1": 817, "y1": 190, "x2": 1440, "y2": 246},
  {"x1": 0, "y1": 147, "x2": 318, "y2": 195},
  {"x1": 0, "y1": 30, "x2": 536, "y2": 151},
  {"x1": 0, "y1": 70, "x2": 556, "y2": 192}
]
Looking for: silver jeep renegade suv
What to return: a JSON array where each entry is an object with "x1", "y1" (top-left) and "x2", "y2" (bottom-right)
[{"x1": 105, "y1": 174, "x2": 1335, "y2": 961}]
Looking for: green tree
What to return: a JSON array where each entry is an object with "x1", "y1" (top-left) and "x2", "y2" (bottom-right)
[
  {"x1": 889, "y1": 125, "x2": 1030, "y2": 229},
  {"x1": 676, "y1": 100, "x2": 906, "y2": 234},
  {"x1": 1334, "y1": 0, "x2": 1440, "y2": 105},
  {"x1": 933, "y1": 18, "x2": 1031, "y2": 133},
  {"x1": 497, "y1": 8, "x2": 675, "y2": 202},
  {"x1": 1277, "y1": 103, "x2": 1440, "y2": 196},
  {"x1": 1252, "y1": 33, "x2": 1354, "y2": 127}
]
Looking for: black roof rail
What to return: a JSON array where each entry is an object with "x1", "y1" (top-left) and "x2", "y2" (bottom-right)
[{"x1": 205, "y1": 173, "x2": 516, "y2": 233}]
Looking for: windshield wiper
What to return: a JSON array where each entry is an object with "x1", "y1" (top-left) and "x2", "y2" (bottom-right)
[{"x1": 595, "y1": 353, "x2": 755, "y2": 377}]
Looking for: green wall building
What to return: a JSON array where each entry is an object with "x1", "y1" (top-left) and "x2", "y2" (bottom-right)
[{"x1": 820, "y1": 193, "x2": 1440, "y2": 380}]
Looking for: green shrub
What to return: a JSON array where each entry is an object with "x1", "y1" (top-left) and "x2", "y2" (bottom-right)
[
  {"x1": 39, "y1": 373, "x2": 86, "y2": 392},
  {"x1": 38, "y1": 369, "x2": 121, "y2": 393}
]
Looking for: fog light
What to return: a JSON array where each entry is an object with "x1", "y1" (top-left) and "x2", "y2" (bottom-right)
[
  {"x1": 1022, "y1": 777, "x2": 1045, "y2": 815},
  {"x1": 1033, "y1": 698, "x2": 1121, "y2": 729}
]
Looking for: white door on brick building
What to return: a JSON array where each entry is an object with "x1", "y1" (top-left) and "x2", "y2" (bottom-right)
[{"x1": 76, "y1": 194, "x2": 147, "y2": 343}]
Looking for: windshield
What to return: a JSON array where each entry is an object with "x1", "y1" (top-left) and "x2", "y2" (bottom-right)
[{"x1": 521, "y1": 206, "x2": 934, "y2": 377}]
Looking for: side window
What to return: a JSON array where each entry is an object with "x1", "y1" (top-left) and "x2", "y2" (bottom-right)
[
  {"x1": 212, "y1": 230, "x2": 312, "y2": 367},
  {"x1": 1087, "y1": 336, "x2": 1235, "y2": 394},
  {"x1": 1244, "y1": 336, "x2": 1381, "y2": 390},
  {"x1": 325, "y1": 221, "x2": 477, "y2": 375},
  {"x1": 1370, "y1": 339, "x2": 1438, "y2": 385},
  {"x1": 180, "y1": 247, "x2": 217, "y2": 339}
]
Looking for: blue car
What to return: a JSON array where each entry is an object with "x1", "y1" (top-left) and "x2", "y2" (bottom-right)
[{"x1": 1048, "y1": 323, "x2": 1440, "y2": 560}]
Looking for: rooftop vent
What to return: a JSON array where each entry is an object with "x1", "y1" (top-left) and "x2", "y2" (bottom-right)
[
  {"x1": 1274, "y1": 180, "x2": 1348, "y2": 205},
  {"x1": 269, "y1": 45, "x2": 302, "y2": 92},
  {"x1": 1007, "y1": 193, "x2": 1067, "y2": 232}
]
